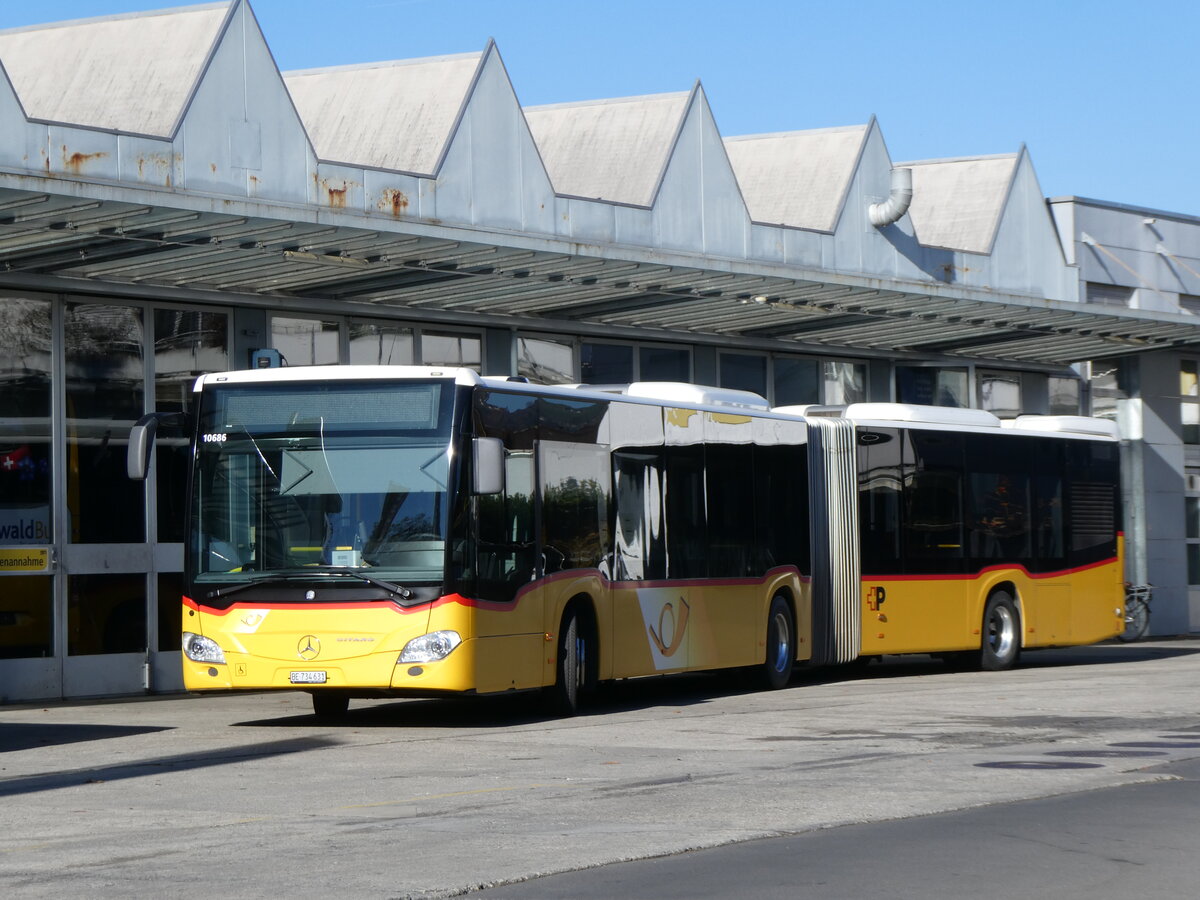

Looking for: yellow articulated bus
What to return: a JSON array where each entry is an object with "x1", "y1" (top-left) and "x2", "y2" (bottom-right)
[{"x1": 128, "y1": 367, "x2": 1123, "y2": 717}]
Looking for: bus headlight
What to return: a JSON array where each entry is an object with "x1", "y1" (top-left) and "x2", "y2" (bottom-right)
[
  {"x1": 398, "y1": 631, "x2": 462, "y2": 663},
  {"x1": 183, "y1": 632, "x2": 227, "y2": 664}
]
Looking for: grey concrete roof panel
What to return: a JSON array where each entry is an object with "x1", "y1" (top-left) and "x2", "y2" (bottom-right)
[
  {"x1": 284, "y1": 52, "x2": 483, "y2": 174},
  {"x1": 524, "y1": 91, "x2": 691, "y2": 206},
  {"x1": 0, "y1": 3, "x2": 230, "y2": 137},
  {"x1": 901, "y1": 153, "x2": 1018, "y2": 253},
  {"x1": 725, "y1": 125, "x2": 868, "y2": 231}
]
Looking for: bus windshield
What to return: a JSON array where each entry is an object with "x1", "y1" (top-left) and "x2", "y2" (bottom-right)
[{"x1": 189, "y1": 380, "x2": 456, "y2": 595}]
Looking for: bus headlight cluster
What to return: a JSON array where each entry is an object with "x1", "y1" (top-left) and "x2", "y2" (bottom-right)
[
  {"x1": 398, "y1": 631, "x2": 462, "y2": 663},
  {"x1": 183, "y1": 632, "x2": 227, "y2": 664}
]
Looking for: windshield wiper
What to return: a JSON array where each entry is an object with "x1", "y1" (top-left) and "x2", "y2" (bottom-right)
[
  {"x1": 206, "y1": 569, "x2": 412, "y2": 601},
  {"x1": 306, "y1": 567, "x2": 414, "y2": 600}
]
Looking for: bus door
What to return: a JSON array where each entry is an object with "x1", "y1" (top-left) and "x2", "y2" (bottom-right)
[{"x1": 610, "y1": 449, "x2": 682, "y2": 676}]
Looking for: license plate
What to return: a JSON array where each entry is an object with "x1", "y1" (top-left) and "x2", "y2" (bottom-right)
[{"x1": 289, "y1": 671, "x2": 327, "y2": 684}]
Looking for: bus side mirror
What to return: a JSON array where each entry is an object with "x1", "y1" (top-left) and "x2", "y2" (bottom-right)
[
  {"x1": 473, "y1": 437, "x2": 504, "y2": 495},
  {"x1": 127, "y1": 412, "x2": 185, "y2": 480}
]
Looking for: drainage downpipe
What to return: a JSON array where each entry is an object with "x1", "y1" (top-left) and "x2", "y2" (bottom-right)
[{"x1": 868, "y1": 166, "x2": 913, "y2": 227}]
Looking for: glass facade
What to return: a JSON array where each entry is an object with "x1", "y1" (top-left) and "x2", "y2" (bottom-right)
[
  {"x1": 581, "y1": 342, "x2": 633, "y2": 384},
  {"x1": 719, "y1": 352, "x2": 767, "y2": 397},
  {"x1": 896, "y1": 366, "x2": 968, "y2": 408},
  {"x1": 65, "y1": 302, "x2": 145, "y2": 544},
  {"x1": 518, "y1": 336, "x2": 574, "y2": 384},
  {"x1": 271, "y1": 316, "x2": 341, "y2": 366},
  {"x1": 0, "y1": 292, "x2": 232, "y2": 681},
  {"x1": 349, "y1": 322, "x2": 414, "y2": 366}
]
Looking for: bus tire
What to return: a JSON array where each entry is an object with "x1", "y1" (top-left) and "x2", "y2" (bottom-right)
[
  {"x1": 980, "y1": 591, "x2": 1021, "y2": 671},
  {"x1": 546, "y1": 609, "x2": 587, "y2": 716},
  {"x1": 311, "y1": 691, "x2": 350, "y2": 719},
  {"x1": 760, "y1": 595, "x2": 795, "y2": 690}
]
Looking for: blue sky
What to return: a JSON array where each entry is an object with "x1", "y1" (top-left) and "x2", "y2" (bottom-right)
[{"x1": 5, "y1": 0, "x2": 1198, "y2": 216}]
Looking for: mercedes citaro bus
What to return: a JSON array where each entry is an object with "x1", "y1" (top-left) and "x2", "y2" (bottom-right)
[{"x1": 129, "y1": 366, "x2": 1123, "y2": 717}]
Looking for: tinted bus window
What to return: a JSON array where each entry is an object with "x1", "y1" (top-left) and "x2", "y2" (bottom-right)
[
  {"x1": 904, "y1": 431, "x2": 965, "y2": 571},
  {"x1": 665, "y1": 446, "x2": 706, "y2": 578},
  {"x1": 1030, "y1": 438, "x2": 1067, "y2": 573},
  {"x1": 858, "y1": 429, "x2": 904, "y2": 575},
  {"x1": 964, "y1": 433, "x2": 1032, "y2": 567},
  {"x1": 474, "y1": 391, "x2": 536, "y2": 601},
  {"x1": 541, "y1": 441, "x2": 610, "y2": 573},
  {"x1": 706, "y1": 444, "x2": 757, "y2": 577},
  {"x1": 1067, "y1": 440, "x2": 1119, "y2": 568},
  {"x1": 756, "y1": 444, "x2": 810, "y2": 574},
  {"x1": 612, "y1": 450, "x2": 665, "y2": 581}
]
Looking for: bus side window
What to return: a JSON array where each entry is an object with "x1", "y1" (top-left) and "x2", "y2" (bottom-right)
[
  {"x1": 665, "y1": 445, "x2": 706, "y2": 579},
  {"x1": 904, "y1": 431, "x2": 965, "y2": 571},
  {"x1": 964, "y1": 433, "x2": 1032, "y2": 566},
  {"x1": 612, "y1": 450, "x2": 665, "y2": 581},
  {"x1": 857, "y1": 429, "x2": 903, "y2": 575},
  {"x1": 1066, "y1": 440, "x2": 1119, "y2": 569},
  {"x1": 1030, "y1": 438, "x2": 1066, "y2": 571},
  {"x1": 707, "y1": 443, "x2": 757, "y2": 577},
  {"x1": 474, "y1": 391, "x2": 537, "y2": 602},
  {"x1": 755, "y1": 442, "x2": 809, "y2": 575}
]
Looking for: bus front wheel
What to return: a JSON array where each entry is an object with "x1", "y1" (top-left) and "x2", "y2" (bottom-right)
[
  {"x1": 546, "y1": 609, "x2": 588, "y2": 716},
  {"x1": 760, "y1": 595, "x2": 795, "y2": 690},
  {"x1": 980, "y1": 592, "x2": 1021, "y2": 671}
]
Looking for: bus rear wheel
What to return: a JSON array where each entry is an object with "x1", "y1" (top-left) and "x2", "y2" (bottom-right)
[
  {"x1": 760, "y1": 595, "x2": 795, "y2": 690},
  {"x1": 980, "y1": 592, "x2": 1021, "y2": 671}
]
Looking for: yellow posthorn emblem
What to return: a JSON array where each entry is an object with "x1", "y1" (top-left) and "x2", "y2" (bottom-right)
[{"x1": 648, "y1": 598, "x2": 689, "y2": 657}]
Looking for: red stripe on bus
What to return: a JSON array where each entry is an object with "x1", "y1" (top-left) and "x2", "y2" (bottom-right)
[{"x1": 858, "y1": 556, "x2": 1119, "y2": 583}]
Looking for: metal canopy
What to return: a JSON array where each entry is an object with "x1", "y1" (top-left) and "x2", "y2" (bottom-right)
[{"x1": 3, "y1": 186, "x2": 1197, "y2": 366}]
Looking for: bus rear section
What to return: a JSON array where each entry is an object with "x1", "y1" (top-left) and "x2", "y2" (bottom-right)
[{"x1": 844, "y1": 405, "x2": 1124, "y2": 668}]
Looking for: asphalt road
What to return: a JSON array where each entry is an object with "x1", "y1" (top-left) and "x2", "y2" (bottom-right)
[
  {"x1": 1, "y1": 640, "x2": 1199, "y2": 898},
  {"x1": 473, "y1": 756, "x2": 1200, "y2": 899}
]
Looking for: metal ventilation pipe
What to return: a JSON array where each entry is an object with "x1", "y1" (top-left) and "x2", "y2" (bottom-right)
[{"x1": 868, "y1": 167, "x2": 913, "y2": 227}]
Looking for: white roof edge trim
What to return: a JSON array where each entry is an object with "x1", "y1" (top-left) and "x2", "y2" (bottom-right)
[
  {"x1": 192, "y1": 365, "x2": 484, "y2": 390},
  {"x1": 0, "y1": 2, "x2": 230, "y2": 35},
  {"x1": 897, "y1": 151, "x2": 1020, "y2": 168},
  {"x1": 724, "y1": 123, "x2": 870, "y2": 143},
  {"x1": 1005, "y1": 415, "x2": 1120, "y2": 439},
  {"x1": 844, "y1": 403, "x2": 1001, "y2": 428},
  {"x1": 523, "y1": 90, "x2": 692, "y2": 114},
  {"x1": 283, "y1": 51, "x2": 484, "y2": 79}
]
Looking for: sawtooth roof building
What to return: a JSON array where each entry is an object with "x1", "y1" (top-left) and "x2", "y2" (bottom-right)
[{"x1": 2, "y1": 0, "x2": 1199, "y2": 701}]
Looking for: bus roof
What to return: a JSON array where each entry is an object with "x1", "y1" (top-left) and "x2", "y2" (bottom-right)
[{"x1": 191, "y1": 367, "x2": 1119, "y2": 440}]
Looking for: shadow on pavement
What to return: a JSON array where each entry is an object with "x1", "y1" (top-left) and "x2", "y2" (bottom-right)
[
  {"x1": 231, "y1": 641, "x2": 1200, "y2": 729},
  {"x1": 0, "y1": 736, "x2": 337, "y2": 798},
  {"x1": 0, "y1": 723, "x2": 173, "y2": 753}
]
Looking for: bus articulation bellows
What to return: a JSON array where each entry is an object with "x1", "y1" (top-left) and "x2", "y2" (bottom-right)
[{"x1": 128, "y1": 367, "x2": 1124, "y2": 717}]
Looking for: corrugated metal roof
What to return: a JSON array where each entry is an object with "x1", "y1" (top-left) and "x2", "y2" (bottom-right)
[
  {"x1": 724, "y1": 125, "x2": 867, "y2": 231},
  {"x1": 524, "y1": 91, "x2": 691, "y2": 205},
  {"x1": 3, "y1": 185, "x2": 1198, "y2": 366},
  {"x1": 284, "y1": 52, "x2": 482, "y2": 174},
  {"x1": 0, "y1": 3, "x2": 229, "y2": 136},
  {"x1": 902, "y1": 154, "x2": 1018, "y2": 253}
]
